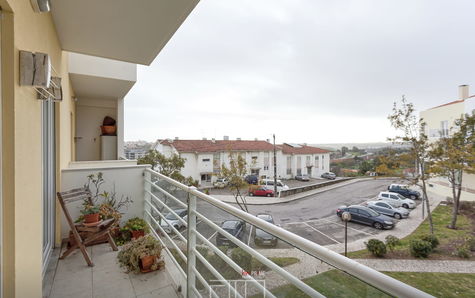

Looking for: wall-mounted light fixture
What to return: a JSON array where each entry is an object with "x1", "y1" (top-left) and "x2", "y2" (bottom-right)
[{"x1": 30, "y1": 0, "x2": 51, "y2": 13}]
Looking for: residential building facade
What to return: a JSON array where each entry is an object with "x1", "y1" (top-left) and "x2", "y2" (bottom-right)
[
  {"x1": 420, "y1": 84, "x2": 475, "y2": 201},
  {"x1": 155, "y1": 139, "x2": 331, "y2": 186},
  {"x1": 279, "y1": 143, "x2": 331, "y2": 178}
]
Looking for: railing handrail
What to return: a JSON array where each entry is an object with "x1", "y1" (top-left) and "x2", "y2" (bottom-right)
[{"x1": 145, "y1": 168, "x2": 432, "y2": 298}]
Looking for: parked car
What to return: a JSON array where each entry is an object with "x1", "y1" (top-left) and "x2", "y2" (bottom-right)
[
  {"x1": 295, "y1": 174, "x2": 310, "y2": 181},
  {"x1": 336, "y1": 205, "x2": 396, "y2": 229},
  {"x1": 249, "y1": 186, "x2": 274, "y2": 197},
  {"x1": 377, "y1": 191, "x2": 416, "y2": 209},
  {"x1": 160, "y1": 208, "x2": 188, "y2": 233},
  {"x1": 321, "y1": 172, "x2": 336, "y2": 180},
  {"x1": 216, "y1": 220, "x2": 246, "y2": 246},
  {"x1": 213, "y1": 178, "x2": 228, "y2": 189},
  {"x1": 245, "y1": 175, "x2": 259, "y2": 185},
  {"x1": 254, "y1": 213, "x2": 278, "y2": 247},
  {"x1": 387, "y1": 184, "x2": 420, "y2": 200},
  {"x1": 260, "y1": 179, "x2": 289, "y2": 192},
  {"x1": 366, "y1": 201, "x2": 409, "y2": 219}
]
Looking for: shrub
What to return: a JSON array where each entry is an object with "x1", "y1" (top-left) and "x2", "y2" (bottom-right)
[
  {"x1": 385, "y1": 235, "x2": 401, "y2": 252},
  {"x1": 409, "y1": 239, "x2": 433, "y2": 258},
  {"x1": 365, "y1": 239, "x2": 387, "y2": 257},
  {"x1": 455, "y1": 244, "x2": 471, "y2": 259},
  {"x1": 460, "y1": 201, "x2": 475, "y2": 211},
  {"x1": 420, "y1": 234, "x2": 439, "y2": 249},
  {"x1": 231, "y1": 247, "x2": 252, "y2": 272},
  {"x1": 117, "y1": 235, "x2": 164, "y2": 273},
  {"x1": 465, "y1": 236, "x2": 475, "y2": 251}
]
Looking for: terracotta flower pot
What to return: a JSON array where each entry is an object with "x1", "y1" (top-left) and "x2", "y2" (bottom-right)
[
  {"x1": 131, "y1": 230, "x2": 145, "y2": 239},
  {"x1": 101, "y1": 125, "x2": 116, "y2": 135},
  {"x1": 84, "y1": 213, "x2": 100, "y2": 224},
  {"x1": 140, "y1": 256, "x2": 165, "y2": 273}
]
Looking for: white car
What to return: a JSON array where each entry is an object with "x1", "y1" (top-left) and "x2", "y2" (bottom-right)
[
  {"x1": 377, "y1": 191, "x2": 416, "y2": 209},
  {"x1": 160, "y1": 208, "x2": 188, "y2": 233},
  {"x1": 260, "y1": 179, "x2": 289, "y2": 192},
  {"x1": 213, "y1": 178, "x2": 228, "y2": 189}
]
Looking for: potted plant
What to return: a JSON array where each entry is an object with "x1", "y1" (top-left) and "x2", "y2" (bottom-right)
[
  {"x1": 81, "y1": 205, "x2": 101, "y2": 224},
  {"x1": 122, "y1": 217, "x2": 150, "y2": 240},
  {"x1": 117, "y1": 235, "x2": 165, "y2": 273}
]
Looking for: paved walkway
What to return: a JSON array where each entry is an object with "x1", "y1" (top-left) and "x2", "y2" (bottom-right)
[
  {"x1": 355, "y1": 259, "x2": 475, "y2": 273},
  {"x1": 214, "y1": 177, "x2": 397, "y2": 205}
]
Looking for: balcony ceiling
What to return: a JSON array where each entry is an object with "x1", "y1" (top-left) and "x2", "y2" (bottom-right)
[
  {"x1": 70, "y1": 73, "x2": 135, "y2": 100},
  {"x1": 51, "y1": 0, "x2": 199, "y2": 65}
]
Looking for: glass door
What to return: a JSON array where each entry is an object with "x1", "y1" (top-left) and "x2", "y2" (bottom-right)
[{"x1": 42, "y1": 99, "x2": 55, "y2": 274}]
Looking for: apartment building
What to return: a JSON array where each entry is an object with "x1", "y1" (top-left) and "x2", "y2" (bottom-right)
[
  {"x1": 279, "y1": 143, "x2": 331, "y2": 179},
  {"x1": 420, "y1": 84, "x2": 475, "y2": 201},
  {"x1": 0, "y1": 1, "x2": 198, "y2": 296},
  {"x1": 155, "y1": 139, "x2": 331, "y2": 186},
  {"x1": 155, "y1": 138, "x2": 276, "y2": 186}
]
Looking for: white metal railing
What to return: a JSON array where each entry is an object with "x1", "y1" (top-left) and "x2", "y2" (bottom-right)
[{"x1": 143, "y1": 168, "x2": 433, "y2": 298}]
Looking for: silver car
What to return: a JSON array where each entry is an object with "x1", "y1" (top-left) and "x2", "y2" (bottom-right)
[
  {"x1": 367, "y1": 201, "x2": 409, "y2": 219},
  {"x1": 160, "y1": 208, "x2": 187, "y2": 233}
]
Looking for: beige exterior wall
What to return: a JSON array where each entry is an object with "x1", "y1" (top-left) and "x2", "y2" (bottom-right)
[
  {"x1": 420, "y1": 101, "x2": 464, "y2": 140},
  {"x1": 421, "y1": 100, "x2": 474, "y2": 201},
  {"x1": 1, "y1": 1, "x2": 75, "y2": 297}
]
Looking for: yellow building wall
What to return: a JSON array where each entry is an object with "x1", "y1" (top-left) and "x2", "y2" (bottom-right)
[{"x1": 1, "y1": 1, "x2": 75, "y2": 297}]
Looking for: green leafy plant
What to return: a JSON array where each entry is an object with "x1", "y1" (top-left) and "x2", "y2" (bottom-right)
[
  {"x1": 231, "y1": 247, "x2": 252, "y2": 272},
  {"x1": 385, "y1": 235, "x2": 401, "y2": 252},
  {"x1": 117, "y1": 235, "x2": 164, "y2": 274},
  {"x1": 420, "y1": 234, "x2": 439, "y2": 249},
  {"x1": 464, "y1": 236, "x2": 475, "y2": 251},
  {"x1": 455, "y1": 244, "x2": 471, "y2": 259},
  {"x1": 122, "y1": 217, "x2": 150, "y2": 232},
  {"x1": 409, "y1": 239, "x2": 433, "y2": 258},
  {"x1": 365, "y1": 239, "x2": 387, "y2": 257},
  {"x1": 80, "y1": 205, "x2": 100, "y2": 215}
]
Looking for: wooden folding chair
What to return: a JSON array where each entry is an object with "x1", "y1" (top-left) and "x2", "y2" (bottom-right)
[{"x1": 57, "y1": 187, "x2": 118, "y2": 266}]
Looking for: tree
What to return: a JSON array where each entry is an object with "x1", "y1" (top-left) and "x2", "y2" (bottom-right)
[
  {"x1": 388, "y1": 96, "x2": 434, "y2": 234},
  {"x1": 220, "y1": 152, "x2": 249, "y2": 213},
  {"x1": 359, "y1": 160, "x2": 374, "y2": 175},
  {"x1": 137, "y1": 149, "x2": 197, "y2": 186},
  {"x1": 429, "y1": 112, "x2": 475, "y2": 229},
  {"x1": 341, "y1": 146, "x2": 349, "y2": 156}
]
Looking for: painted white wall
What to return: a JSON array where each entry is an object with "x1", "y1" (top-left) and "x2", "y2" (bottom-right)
[
  {"x1": 69, "y1": 52, "x2": 137, "y2": 82},
  {"x1": 117, "y1": 98, "x2": 125, "y2": 158},
  {"x1": 76, "y1": 98, "x2": 118, "y2": 161},
  {"x1": 60, "y1": 163, "x2": 151, "y2": 239}
]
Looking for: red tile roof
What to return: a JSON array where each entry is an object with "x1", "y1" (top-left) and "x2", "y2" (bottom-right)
[
  {"x1": 280, "y1": 143, "x2": 331, "y2": 154},
  {"x1": 429, "y1": 95, "x2": 474, "y2": 110},
  {"x1": 159, "y1": 139, "x2": 275, "y2": 153}
]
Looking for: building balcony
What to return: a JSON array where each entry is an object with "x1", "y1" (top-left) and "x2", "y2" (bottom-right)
[{"x1": 46, "y1": 164, "x2": 432, "y2": 298}]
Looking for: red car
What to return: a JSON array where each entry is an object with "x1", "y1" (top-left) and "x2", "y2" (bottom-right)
[{"x1": 249, "y1": 187, "x2": 274, "y2": 197}]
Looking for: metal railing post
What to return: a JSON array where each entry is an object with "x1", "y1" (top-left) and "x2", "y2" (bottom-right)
[
  {"x1": 186, "y1": 187, "x2": 197, "y2": 297},
  {"x1": 144, "y1": 170, "x2": 152, "y2": 220}
]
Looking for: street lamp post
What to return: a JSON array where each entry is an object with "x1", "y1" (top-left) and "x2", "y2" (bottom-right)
[{"x1": 341, "y1": 212, "x2": 352, "y2": 257}]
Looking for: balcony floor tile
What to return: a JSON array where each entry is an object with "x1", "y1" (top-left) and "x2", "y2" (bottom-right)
[{"x1": 45, "y1": 243, "x2": 179, "y2": 298}]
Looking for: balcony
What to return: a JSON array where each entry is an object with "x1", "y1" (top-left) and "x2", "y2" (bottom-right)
[{"x1": 46, "y1": 165, "x2": 432, "y2": 297}]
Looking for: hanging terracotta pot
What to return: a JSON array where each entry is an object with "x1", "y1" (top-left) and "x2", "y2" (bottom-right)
[{"x1": 101, "y1": 125, "x2": 116, "y2": 135}]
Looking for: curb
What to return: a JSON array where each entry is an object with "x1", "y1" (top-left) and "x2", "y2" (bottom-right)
[{"x1": 216, "y1": 177, "x2": 398, "y2": 205}]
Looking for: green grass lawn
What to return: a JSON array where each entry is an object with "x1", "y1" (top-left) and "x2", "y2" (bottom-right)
[
  {"x1": 347, "y1": 204, "x2": 473, "y2": 259},
  {"x1": 268, "y1": 270, "x2": 475, "y2": 298}
]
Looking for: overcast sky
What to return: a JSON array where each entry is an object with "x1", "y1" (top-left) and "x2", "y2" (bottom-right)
[{"x1": 124, "y1": 0, "x2": 475, "y2": 144}]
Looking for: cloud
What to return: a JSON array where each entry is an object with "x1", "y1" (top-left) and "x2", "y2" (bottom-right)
[{"x1": 125, "y1": 0, "x2": 475, "y2": 143}]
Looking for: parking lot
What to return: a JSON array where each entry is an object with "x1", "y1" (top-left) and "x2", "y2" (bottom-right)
[{"x1": 162, "y1": 178, "x2": 420, "y2": 250}]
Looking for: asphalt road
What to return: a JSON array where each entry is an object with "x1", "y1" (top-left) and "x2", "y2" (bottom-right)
[
  {"x1": 247, "y1": 178, "x2": 401, "y2": 224},
  {"x1": 162, "y1": 178, "x2": 407, "y2": 249}
]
